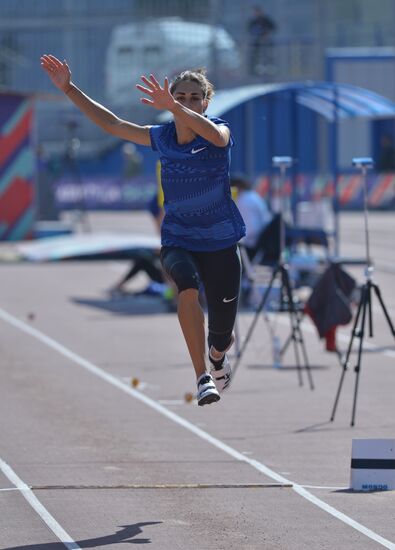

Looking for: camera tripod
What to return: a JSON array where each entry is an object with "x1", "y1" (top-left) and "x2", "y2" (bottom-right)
[
  {"x1": 233, "y1": 157, "x2": 314, "y2": 389},
  {"x1": 330, "y1": 158, "x2": 395, "y2": 426}
]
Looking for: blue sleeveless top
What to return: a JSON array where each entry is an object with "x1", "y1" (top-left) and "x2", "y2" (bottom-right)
[{"x1": 149, "y1": 116, "x2": 246, "y2": 252}]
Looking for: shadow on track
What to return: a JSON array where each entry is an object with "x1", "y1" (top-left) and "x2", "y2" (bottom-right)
[
  {"x1": 3, "y1": 521, "x2": 162, "y2": 549},
  {"x1": 72, "y1": 294, "x2": 174, "y2": 316},
  {"x1": 293, "y1": 421, "x2": 334, "y2": 433}
]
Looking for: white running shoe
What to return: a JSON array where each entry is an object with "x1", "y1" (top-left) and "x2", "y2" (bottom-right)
[
  {"x1": 209, "y1": 354, "x2": 232, "y2": 393},
  {"x1": 196, "y1": 372, "x2": 220, "y2": 406},
  {"x1": 208, "y1": 334, "x2": 234, "y2": 393}
]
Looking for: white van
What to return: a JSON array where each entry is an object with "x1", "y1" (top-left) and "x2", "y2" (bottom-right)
[{"x1": 106, "y1": 17, "x2": 241, "y2": 105}]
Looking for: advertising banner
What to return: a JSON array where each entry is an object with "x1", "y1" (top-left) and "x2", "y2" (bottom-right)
[{"x1": 0, "y1": 93, "x2": 35, "y2": 241}]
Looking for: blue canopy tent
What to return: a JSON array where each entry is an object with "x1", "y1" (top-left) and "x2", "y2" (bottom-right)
[{"x1": 185, "y1": 81, "x2": 395, "y2": 253}]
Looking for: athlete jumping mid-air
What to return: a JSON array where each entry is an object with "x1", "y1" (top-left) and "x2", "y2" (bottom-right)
[{"x1": 40, "y1": 54, "x2": 246, "y2": 406}]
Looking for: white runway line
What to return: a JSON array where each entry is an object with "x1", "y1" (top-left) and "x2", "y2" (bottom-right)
[
  {"x1": 0, "y1": 458, "x2": 81, "y2": 550},
  {"x1": 1, "y1": 306, "x2": 394, "y2": 550}
]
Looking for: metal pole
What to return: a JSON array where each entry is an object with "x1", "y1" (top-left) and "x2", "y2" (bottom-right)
[
  {"x1": 272, "y1": 156, "x2": 293, "y2": 259},
  {"x1": 279, "y1": 163, "x2": 286, "y2": 262},
  {"x1": 331, "y1": 85, "x2": 340, "y2": 257},
  {"x1": 361, "y1": 166, "x2": 372, "y2": 270},
  {"x1": 352, "y1": 157, "x2": 374, "y2": 278}
]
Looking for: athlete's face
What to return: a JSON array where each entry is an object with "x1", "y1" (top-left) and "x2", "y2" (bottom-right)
[{"x1": 172, "y1": 81, "x2": 208, "y2": 114}]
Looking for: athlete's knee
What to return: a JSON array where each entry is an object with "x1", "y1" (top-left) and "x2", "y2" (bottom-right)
[
  {"x1": 161, "y1": 248, "x2": 200, "y2": 294},
  {"x1": 171, "y1": 268, "x2": 200, "y2": 293}
]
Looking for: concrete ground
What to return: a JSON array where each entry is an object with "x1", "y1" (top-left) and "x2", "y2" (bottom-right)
[{"x1": 0, "y1": 211, "x2": 394, "y2": 550}]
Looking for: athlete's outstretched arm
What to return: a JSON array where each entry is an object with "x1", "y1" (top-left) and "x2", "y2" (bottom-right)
[
  {"x1": 40, "y1": 54, "x2": 151, "y2": 146},
  {"x1": 137, "y1": 74, "x2": 230, "y2": 148}
]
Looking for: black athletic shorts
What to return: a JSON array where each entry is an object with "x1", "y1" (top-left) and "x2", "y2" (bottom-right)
[{"x1": 160, "y1": 245, "x2": 241, "y2": 352}]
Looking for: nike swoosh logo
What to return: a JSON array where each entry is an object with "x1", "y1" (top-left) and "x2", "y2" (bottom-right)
[
  {"x1": 223, "y1": 296, "x2": 237, "y2": 303},
  {"x1": 191, "y1": 147, "x2": 207, "y2": 154}
]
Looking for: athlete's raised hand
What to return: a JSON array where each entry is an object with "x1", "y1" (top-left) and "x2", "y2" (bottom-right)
[
  {"x1": 136, "y1": 74, "x2": 176, "y2": 112},
  {"x1": 40, "y1": 54, "x2": 72, "y2": 93}
]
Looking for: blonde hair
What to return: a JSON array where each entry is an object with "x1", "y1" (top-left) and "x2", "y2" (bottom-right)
[{"x1": 170, "y1": 68, "x2": 215, "y2": 101}]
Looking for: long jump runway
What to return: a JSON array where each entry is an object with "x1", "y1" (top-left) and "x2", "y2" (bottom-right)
[{"x1": 0, "y1": 212, "x2": 394, "y2": 549}]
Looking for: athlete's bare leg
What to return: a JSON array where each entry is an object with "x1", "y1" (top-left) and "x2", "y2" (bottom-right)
[{"x1": 177, "y1": 289, "x2": 207, "y2": 379}]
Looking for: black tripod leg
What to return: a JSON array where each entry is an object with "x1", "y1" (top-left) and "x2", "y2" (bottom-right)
[
  {"x1": 279, "y1": 331, "x2": 293, "y2": 356},
  {"x1": 283, "y1": 267, "x2": 314, "y2": 388},
  {"x1": 372, "y1": 283, "x2": 395, "y2": 337},
  {"x1": 350, "y1": 281, "x2": 395, "y2": 426},
  {"x1": 287, "y1": 306, "x2": 314, "y2": 390},
  {"x1": 350, "y1": 279, "x2": 395, "y2": 426},
  {"x1": 292, "y1": 318, "x2": 303, "y2": 387},
  {"x1": 367, "y1": 281, "x2": 373, "y2": 338},
  {"x1": 279, "y1": 312, "x2": 310, "y2": 384},
  {"x1": 278, "y1": 310, "x2": 304, "y2": 356},
  {"x1": 351, "y1": 287, "x2": 369, "y2": 427},
  {"x1": 330, "y1": 284, "x2": 366, "y2": 421},
  {"x1": 281, "y1": 268, "x2": 302, "y2": 385},
  {"x1": 233, "y1": 266, "x2": 280, "y2": 374},
  {"x1": 296, "y1": 318, "x2": 314, "y2": 390},
  {"x1": 281, "y1": 267, "x2": 304, "y2": 387}
]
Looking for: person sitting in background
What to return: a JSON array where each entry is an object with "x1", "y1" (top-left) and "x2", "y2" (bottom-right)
[
  {"x1": 231, "y1": 174, "x2": 272, "y2": 258},
  {"x1": 110, "y1": 159, "x2": 176, "y2": 303},
  {"x1": 109, "y1": 191, "x2": 167, "y2": 296},
  {"x1": 231, "y1": 174, "x2": 273, "y2": 307},
  {"x1": 110, "y1": 157, "x2": 174, "y2": 301}
]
